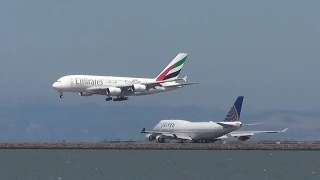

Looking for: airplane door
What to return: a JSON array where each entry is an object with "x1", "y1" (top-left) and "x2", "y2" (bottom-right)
[{"x1": 70, "y1": 77, "x2": 74, "y2": 86}]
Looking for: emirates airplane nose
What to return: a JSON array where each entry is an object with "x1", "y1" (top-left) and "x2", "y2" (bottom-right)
[{"x1": 52, "y1": 82, "x2": 60, "y2": 89}]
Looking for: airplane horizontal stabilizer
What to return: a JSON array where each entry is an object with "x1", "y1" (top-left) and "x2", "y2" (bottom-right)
[
  {"x1": 140, "y1": 128, "x2": 155, "y2": 134},
  {"x1": 182, "y1": 76, "x2": 187, "y2": 82},
  {"x1": 216, "y1": 122, "x2": 239, "y2": 127},
  {"x1": 242, "y1": 122, "x2": 264, "y2": 126},
  {"x1": 141, "y1": 128, "x2": 146, "y2": 133}
]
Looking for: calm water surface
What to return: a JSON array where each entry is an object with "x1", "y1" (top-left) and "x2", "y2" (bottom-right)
[{"x1": 0, "y1": 150, "x2": 319, "y2": 180}]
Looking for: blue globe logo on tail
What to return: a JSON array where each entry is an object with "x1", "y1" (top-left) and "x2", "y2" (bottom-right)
[{"x1": 224, "y1": 96, "x2": 244, "y2": 122}]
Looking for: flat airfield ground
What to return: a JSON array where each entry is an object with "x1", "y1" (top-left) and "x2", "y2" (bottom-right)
[{"x1": 0, "y1": 141, "x2": 320, "y2": 150}]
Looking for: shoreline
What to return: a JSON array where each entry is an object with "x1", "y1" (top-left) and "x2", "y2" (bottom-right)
[{"x1": 0, "y1": 142, "x2": 320, "y2": 150}]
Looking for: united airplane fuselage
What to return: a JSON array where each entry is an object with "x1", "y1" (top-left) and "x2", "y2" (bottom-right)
[
  {"x1": 142, "y1": 96, "x2": 288, "y2": 143},
  {"x1": 149, "y1": 120, "x2": 242, "y2": 142}
]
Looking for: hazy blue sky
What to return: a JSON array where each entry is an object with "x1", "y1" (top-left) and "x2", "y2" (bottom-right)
[{"x1": 1, "y1": 1, "x2": 320, "y2": 111}]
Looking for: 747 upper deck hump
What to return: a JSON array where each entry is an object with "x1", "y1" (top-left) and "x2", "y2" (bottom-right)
[
  {"x1": 52, "y1": 53, "x2": 198, "y2": 101},
  {"x1": 141, "y1": 96, "x2": 288, "y2": 143}
]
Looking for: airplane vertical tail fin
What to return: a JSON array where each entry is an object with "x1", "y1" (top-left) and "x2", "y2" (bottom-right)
[
  {"x1": 224, "y1": 96, "x2": 244, "y2": 122},
  {"x1": 155, "y1": 53, "x2": 188, "y2": 82}
]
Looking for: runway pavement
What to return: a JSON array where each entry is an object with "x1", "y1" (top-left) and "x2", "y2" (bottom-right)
[{"x1": 0, "y1": 141, "x2": 320, "y2": 150}]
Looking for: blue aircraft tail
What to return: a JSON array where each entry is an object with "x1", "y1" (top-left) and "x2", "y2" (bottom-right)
[{"x1": 224, "y1": 96, "x2": 244, "y2": 122}]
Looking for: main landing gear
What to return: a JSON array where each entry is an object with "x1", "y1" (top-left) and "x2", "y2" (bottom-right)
[
  {"x1": 113, "y1": 96, "x2": 129, "y2": 101},
  {"x1": 105, "y1": 96, "x2": 129, "y2": 101},
  {"x1": 192, "y1": 140, "x2": 209, "y2": 143},
  {"x1": 192, "y1": 139, "x2": 220, "y2": 143},
  {"x1": 105, "y1": 97, "x2": 113, "y2": 101}
]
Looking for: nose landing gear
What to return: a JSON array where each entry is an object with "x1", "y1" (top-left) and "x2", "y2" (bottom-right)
[{"x1": 59, "y1": 92, "x2": 63, "y2": 98}]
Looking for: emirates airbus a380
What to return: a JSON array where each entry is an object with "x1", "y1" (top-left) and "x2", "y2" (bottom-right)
[{"x1": 52, "y1": 53, "x2": 198, "y2": 101}]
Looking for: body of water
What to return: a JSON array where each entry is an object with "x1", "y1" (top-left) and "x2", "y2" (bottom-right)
[{"x1": 0, "y1": 150, "x2": 319, "y2": 179}]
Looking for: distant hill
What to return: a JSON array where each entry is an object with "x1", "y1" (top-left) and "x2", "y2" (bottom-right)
[{"x1": 0, "y1": 103, "x2": 319, "y2": 142}]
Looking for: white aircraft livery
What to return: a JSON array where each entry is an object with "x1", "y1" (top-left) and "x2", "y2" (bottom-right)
[
  {"x1": 52, "y1": 53, "x2": 197, "y2": 101},
  {"x1": 141, "y1": 96, "x2": 288, "y2": 143}
]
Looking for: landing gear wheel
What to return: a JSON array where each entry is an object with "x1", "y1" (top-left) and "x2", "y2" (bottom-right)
[
  {"x1": 59, "y1": 93, "x2": 63, "y2": 98},
  {"x1": 105, "y1": 97, "x2": 112, "y2": 101},
  {"x1": 113, "y1": 96, "x2": 129, "y2": 101}
]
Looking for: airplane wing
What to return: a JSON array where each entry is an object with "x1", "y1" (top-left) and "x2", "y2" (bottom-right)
[
  {"x1": 140, "y1": 128, "x2": 192, "y2": 141},
  {"x1": 229, "y1": 128, "x2": 288, "y2": 137},
  {"x1": 172, "y1": 133, "x2": 193, "y2": 140},
  {"x1": 162, "y1": 82, "x2": 198, "y2": 87},
  {"x1": 86, "y1": 76, "x2": 195, "y2": 95},
  {"x1": 215, "y1": 135, "x2": 228, "y2": 139},
  {"x1": 141, "y1": 128, "x2": 154, "y2": 134}
]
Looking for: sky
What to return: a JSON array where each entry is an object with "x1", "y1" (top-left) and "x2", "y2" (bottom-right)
[{"x1": 1, "y1": 0, "x2": 320, "y2": 111}]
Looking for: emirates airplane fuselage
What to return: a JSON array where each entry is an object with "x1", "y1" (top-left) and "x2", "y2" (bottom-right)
[{"x1": 52, "y1": 53, "x2": 197, "y2": 101}]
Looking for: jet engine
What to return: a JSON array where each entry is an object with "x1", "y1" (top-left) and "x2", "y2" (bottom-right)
[
  {"x1": 145, "y1": 134, "x2": 155, "y2": 141},
  {"x1": 106, "y1": 87, "x2": 122, "y2": 96},
  {"x1": 131, "y1": 84, "x2": 147, "y2": 92},
  {"x1": 156, "y1": 135, "x2": 165, "y2": 143},
  {"x1": 79, "y1": 92, "x2": 93, "y2": 96},
  {"x1": 237, "y1": 136, "x2": 251, "y2": 141}
]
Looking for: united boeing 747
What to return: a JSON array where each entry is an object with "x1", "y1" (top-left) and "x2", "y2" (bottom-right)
[{"x1": 141, "y1": 96, "x2": 288, "y2": 143}]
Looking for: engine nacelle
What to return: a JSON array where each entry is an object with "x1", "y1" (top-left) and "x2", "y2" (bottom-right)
[
  {"x1": 79, "y1": 92, "x2": 93, "y2": 96},
  {"x1": 106, "y1": 87, "x2": 122, "y2": 96},
  {"x1": 237, "y1": 136, "x2": 251, "y2": 141},
  {"x1": 145, "y1": 134, "x2": 156, "y2": 141},
  {"x1": 132, "y1": 84, "x2": 147, "y2": 92},
  {"x1": 156, "y1": 135, "x2": 165, "y2": 143}
]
